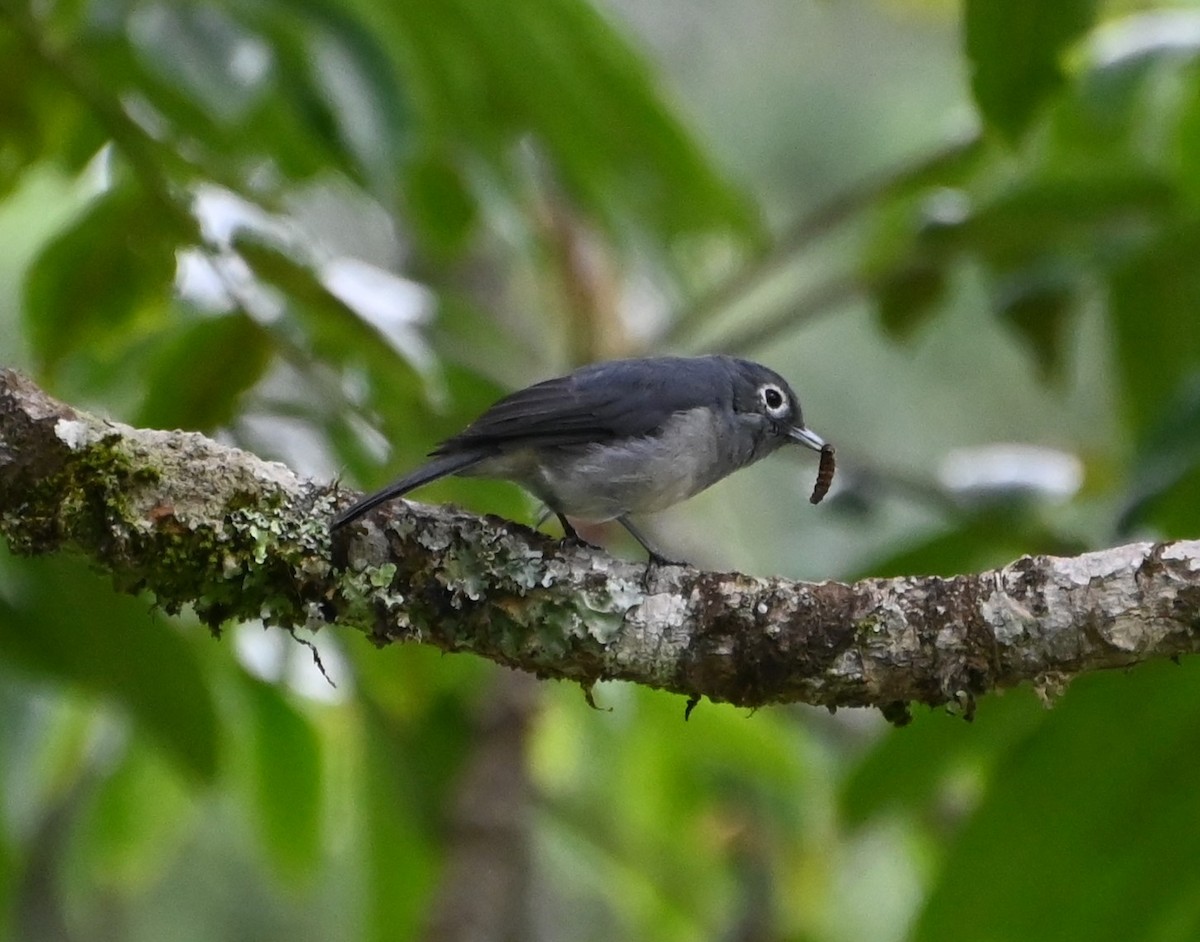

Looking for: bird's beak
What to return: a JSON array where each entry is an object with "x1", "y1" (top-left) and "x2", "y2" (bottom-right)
[{"x1": 788, "y1": 425, "x2": 826, "y2": 452}]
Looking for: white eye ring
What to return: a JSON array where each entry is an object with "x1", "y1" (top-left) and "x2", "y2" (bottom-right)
[{"x1": 758, "y1": 383, "x2": 790, "y2": 419}]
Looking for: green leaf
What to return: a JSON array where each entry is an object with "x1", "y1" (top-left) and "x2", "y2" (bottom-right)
[
  {"x1": 404, "y1": 151, "x2": 478, "y2": 257},
  {"x1": 0, "y1": 824, "x2": 10, "y2": 933},
  {"x1": 1123, "y1": 463, "x2": 1200, "y2": 540},
  {"x1": 992, "y1": 264, "x2": 1077, "y2": 384},
  {"x1": 429, "y1": 297, "x2": 530, "y2": 384},
  {"x1": 965, "y1": 0, "x2": 1099, "y2": 141},
  {"x1": 840, "y1": 689, "x2": 1046, "y2": 827},
  {"x1": 235, "y1": 1, "x2": 413, "y2": 192},
  {"x1": 137, "y1": 312, "x2": 273, "y2": 431},
  {"x1": 915, "y1": 659, "x2": 1200, "y2": 942},
  {"x1": 242, "y1": 675, "x2": 323, "y2": 882},
  {"x1": 361, "y1": 0, "x2": 756, "y2": 244},
  {"x1": 232, "y1": 232, "x2": 403, "y2": 364},
  {"x1": 1173, "y1": 64, "x2": 1200, "y2": 208},
  {"x1": 0, "y1": 33, "x2": 106, "y2": 195},
  {"x1": 232, "y1": 232, "x2": 435, "y2": 448},
  {"x1": 873, "y1": 262, "x2": 947, "y2": 338},
  {"x1": 532, "y1": 685, "x2": 818, "y2": 938},
  {"x1": 40, "y1": 2, "x2": 408, "y2": 197},
  {"x1": 22, "y1": 184, "x2": 177, "y2": 378},
  {"x1": 1117, "y1": 379, "x2": 1200, "y2": 537},
  {"x1": 358, "y1": 695, "x2": 459, "y2": 942},
  {"x1": 0, "y1": 554, "x2": 219, "y2": 782},
  {"x1": 966, "y1": 173, "x2": 1173, "y2": 269},
  {"x1": 78, "y1": 741, "x2": 195, "y2": 891},
  {"x1": 0, "y1": 777, "x2": 10, "y2": 931},
  {"x1": 125, "y1": 6, "x2": 266, "y2": 129},
  {"x1": 1108, "y1": 224, "x2": 1200, "y2": 434}
]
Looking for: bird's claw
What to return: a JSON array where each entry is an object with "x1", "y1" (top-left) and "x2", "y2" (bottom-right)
[{"x1": 559, "y1": 533, "x2": 603, "y2": 554}]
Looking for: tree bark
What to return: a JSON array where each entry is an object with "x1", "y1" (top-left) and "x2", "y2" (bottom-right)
[{"x1": 2, "y1": 368, "x2": 1199, "y2": 721}]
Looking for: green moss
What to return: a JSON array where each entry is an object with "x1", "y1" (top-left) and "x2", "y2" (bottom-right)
[{"x1": 3, "y1": 432, "x2": 150, "y2": 554}]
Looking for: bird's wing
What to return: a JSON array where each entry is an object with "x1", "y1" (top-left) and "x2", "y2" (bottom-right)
[{"x1": 431, "y1": 357, "x2": 731, "y2": 454}]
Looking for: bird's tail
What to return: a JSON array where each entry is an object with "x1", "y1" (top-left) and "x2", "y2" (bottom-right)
[{"x1": 330, "y1": 452, "x2": 487, "y2": 530}]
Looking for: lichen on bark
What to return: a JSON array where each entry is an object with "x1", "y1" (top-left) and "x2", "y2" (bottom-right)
[{"x1": 5, "y1": 368, "x2": 1200, "y2": 720}]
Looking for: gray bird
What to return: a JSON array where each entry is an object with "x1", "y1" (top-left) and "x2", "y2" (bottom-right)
[{"x1": 330, "y1": 354, "x2": 827, "y2": 563}]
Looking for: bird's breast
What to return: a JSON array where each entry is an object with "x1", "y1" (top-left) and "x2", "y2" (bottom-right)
[{"x1": 475, "y1": 408, "x2": 749, "y2": 520}]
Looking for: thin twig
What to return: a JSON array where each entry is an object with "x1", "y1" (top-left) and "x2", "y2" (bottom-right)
[{"x1": 667, "y1": 132, "x2": 982, "y2": 349}]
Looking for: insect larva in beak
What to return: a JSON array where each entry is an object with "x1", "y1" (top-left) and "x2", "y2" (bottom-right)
[{"x1": 810, "y1": 444, "x2": 835, "y2": 504}]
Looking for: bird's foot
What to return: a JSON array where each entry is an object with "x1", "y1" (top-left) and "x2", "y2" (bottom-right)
[
  {"x1": 641, "y1": 551, "x2": 690, "y2": 590},
  {"x1": 559, "y1": 533, "x2": 603, "y2": 554}
]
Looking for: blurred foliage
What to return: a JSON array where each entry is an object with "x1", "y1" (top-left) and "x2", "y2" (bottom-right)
[
  {"x1": 3, "y1": 0, "x2": 1200, "y2": 939},
  {"x1": 964, "y1": 0, "x2": 1099, "y2": 141}
]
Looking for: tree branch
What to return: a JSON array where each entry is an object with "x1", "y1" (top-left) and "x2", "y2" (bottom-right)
[{"x1": 2, "y1": 368, "x2": 1198, "y2": 720}]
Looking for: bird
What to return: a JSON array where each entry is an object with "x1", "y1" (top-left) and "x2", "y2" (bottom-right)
[{"x1": 330, "y1": 354, "x2": 827, "y2": 564}]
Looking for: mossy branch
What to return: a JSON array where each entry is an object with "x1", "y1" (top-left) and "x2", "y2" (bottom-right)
[{"x1": 3, "y1": 368, "x2": 1200, "y2": 721}]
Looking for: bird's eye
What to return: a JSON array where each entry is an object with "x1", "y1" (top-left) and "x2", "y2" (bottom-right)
[{"x1": 758, "y1": 383, "x2": 789, "y2": 418}]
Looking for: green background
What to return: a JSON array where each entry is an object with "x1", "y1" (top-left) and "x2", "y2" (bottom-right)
[{"x1": 2, "y1": 0, "x2": 1199, "y2": 938}]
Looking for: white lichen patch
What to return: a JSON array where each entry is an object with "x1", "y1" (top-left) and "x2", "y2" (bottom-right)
[
  {"x1": 438, "y1": 553, "x2": 486, "y2": 602},
  {"x1": 303, "y1": 601, "x2": 329, "y2": 632},
  {"x1": 251, "y1": 459, "x2": 298, "y2": 488},
  {"x1": 1162, "y1": 541, "x2": 1200, "y2": 570},
  {"x1": 416, "y1": 525, "x2": 453, "y2": 552},
  {"x1": 54, "y1": 418, "x2": 98, "y2": 449},
  {"x1": 634, "y1": 591, "x2": 688, "y2": 628},
  {"x1": 578, "y1": 606, "x2": 625, "y2": 644},
  {"x1": 873, "y1": 584, "x2": 914, "y2": 635},
  {"x1": 829, "y1": 647, "x2": 864, "y2": 681},
  {"x1": 576, "y1": 576, "x2": 641, "y2": 645},
  {"x1": 616, "y1": 591, "x2": 692, "y2": 672},
  {"x1": 497, "y1": 545, "x2": 546, "y2": 590},
  {"x1": 538, "y1": 557, "x2": 572, "y2": 587},
  {"x1": 1054, "y1": 542, "x2": 1152, "y2": 586},
  {"x1": 605, "y1": 577, "x2": 643, "y2": 614},
  {"x1": 935, "y1": 624, "x2": 961, "y2": 649},
  {"x1": 980, "y1": 587, "x2": 1038, "y2": 644},
  {"x1": 1099, "y1": 616, "x2": 1164, "y2": 652}
]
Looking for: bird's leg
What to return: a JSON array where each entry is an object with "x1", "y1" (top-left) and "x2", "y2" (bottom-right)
[
  {"x1": 617, "y1": 515, "x2": 687, "y2": 568},
  {"x1": 553, "y1": 512, "x2": 602, "y2": 552},
  {"x1": 555, "y1": 512, "x2": 581, "y2": 541},
  {"x1": 536, "y1": 506, "x2": 597, "y2": 549}
]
